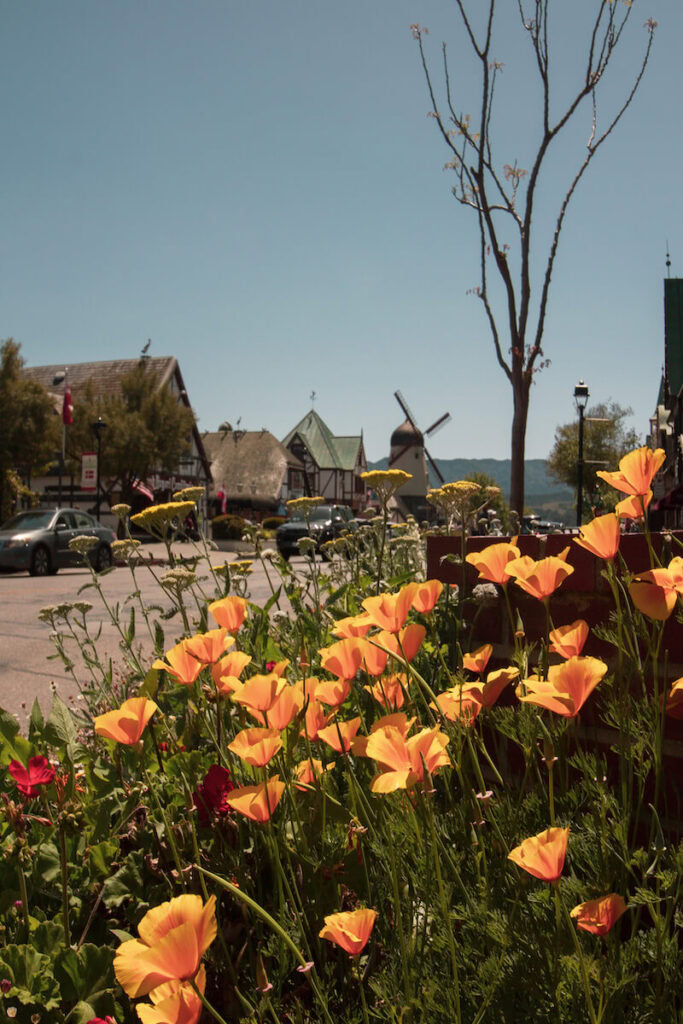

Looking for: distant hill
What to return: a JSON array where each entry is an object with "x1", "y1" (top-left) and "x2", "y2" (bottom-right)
[{"x1": 367, "y1": 457, "x2": 574, "y2": 523}]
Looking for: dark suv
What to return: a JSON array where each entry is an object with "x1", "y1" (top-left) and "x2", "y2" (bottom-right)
[{"x1": 276, "y1": 504, "x2": 357, "y2": 560}]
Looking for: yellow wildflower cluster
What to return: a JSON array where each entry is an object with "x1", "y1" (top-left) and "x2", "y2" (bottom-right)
[
  {"x1": 172, "y1": 486, "x2": 205, "y2": 504},
  {"x1": 360, "y1": 469, "x2": 412, "y2": 505},
  {"x1": 286, "y1": 496, "x2": 325, "y2": 512},
  {"x1": 130, "y1": 501, "x2": 195, "y2": 537}
]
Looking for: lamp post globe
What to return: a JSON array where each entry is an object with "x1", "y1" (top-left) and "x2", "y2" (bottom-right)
[
  {"x1": 573, "y1": 380, "x2": 589, "y2": 528},
  {"x1": 91, "y1": 417, "x2": 108, "y2": 522}
]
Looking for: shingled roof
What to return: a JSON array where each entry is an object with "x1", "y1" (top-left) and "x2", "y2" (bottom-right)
[
  {"x1": 23, "y1": 356, "x2": 177, "y2": 397},
  {"x1": 202, "y1": 429, "x2": 303, "y2": 506},
  {"x1": 282, "y1": 410, "x2": 362, "y2": 471}
]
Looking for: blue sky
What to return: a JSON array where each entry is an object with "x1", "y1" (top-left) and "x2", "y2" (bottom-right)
[{"x1": 3, "y1": 0, "x2": 680, "y2": 463}]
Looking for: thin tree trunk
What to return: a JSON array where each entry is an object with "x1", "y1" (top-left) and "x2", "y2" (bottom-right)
[{"x1": 510, "y1": 380, "x2": 529, "y2": 518}]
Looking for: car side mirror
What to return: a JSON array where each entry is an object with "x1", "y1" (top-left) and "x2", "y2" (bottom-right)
[{"x1": 55, "y1": 522, "x2": 67, "y2": 531}]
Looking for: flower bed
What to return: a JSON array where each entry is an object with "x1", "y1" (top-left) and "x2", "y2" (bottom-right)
[{"x1": 0, "y1": 462, "x2": 682, "y2": 1023}]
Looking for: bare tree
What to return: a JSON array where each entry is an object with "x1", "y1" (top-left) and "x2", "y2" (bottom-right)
[{"x1": 413, "y1": 1, "x2": 656, "y2": 514}]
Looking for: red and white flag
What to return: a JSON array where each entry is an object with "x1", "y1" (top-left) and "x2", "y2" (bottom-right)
[
  {"x1": 133, "y1": 478, "x2": 155, "y2": 502},
  {"x1": 62, "y1": 381, "x2": 74, "y2": 425}
]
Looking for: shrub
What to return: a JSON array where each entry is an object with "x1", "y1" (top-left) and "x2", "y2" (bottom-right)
[
  {"x1": 211, "y1": 513, "x2": 249, "y2": 539},
  {"x1": 262, "y1": 515, "x2": 286, "y2": 530}
]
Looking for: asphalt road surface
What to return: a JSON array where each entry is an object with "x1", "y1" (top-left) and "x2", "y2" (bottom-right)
[{"x1": 0, "y1": 543, "x2": 308, "y2": 728}]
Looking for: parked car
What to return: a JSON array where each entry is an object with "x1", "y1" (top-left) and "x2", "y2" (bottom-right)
[
  {"x1": 0, "y1": 508, "x2": 116, "y2": 576},
  {"x1": 276, "y1": 504, "x2": 357, "y2": 560}
]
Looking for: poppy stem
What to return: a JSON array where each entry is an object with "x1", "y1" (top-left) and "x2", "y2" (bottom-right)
[
  {"x1": 142, "y1": 765, "x2": 187, "y2": 893},
  {"x1": 554, "y1": 885, "x2": 598, "y2": 1024},
  {"x1": 356, "y1": 958, "x2": 371, "y2": 1024},
  {"x1": 426, "y1": 798, "x2": 462, "y2": 1024},
  {"x1": 189, "y1": 978, "x2": 231, "y2": 1024},
  {"x1": 196, "y1": 867, "x2": 334, "y2": 1024}
]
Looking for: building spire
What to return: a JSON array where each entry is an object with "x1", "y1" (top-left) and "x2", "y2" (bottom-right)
[{"x1": 666, "y1": 243, "x2": 671, "y2": 279}]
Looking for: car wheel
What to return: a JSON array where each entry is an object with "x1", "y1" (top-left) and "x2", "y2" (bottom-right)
[
  {"x1": 95, "y1": 545, "x2": 112, "y2": 572},
  {"x1": 30, "y1": 545, "x2": 51, "y2": 577}
]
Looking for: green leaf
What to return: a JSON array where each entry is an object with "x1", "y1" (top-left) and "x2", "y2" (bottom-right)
[
  {"x1": 125, "y1": 605, "x2": 136, "y2": 644},
  {"x1": 28, "y1": 698, "x2": 45, "y2": 744},
  {"x1": 102, "y1": 851, "x2": 148, "y2": 909},
  {"x1": 45, "y1": 695, "x2": 83, "y2": 762},
  {"x1": 36, "y1": 842, "x2": 61, "y2": 884},
  {"x1": 0, "y1": 944, "x2": 61, "y2": 1010},
  {"x1": 154, "y1": 618, "x2": 165, "y2": 653},
  {"x1": 0, "y1": 706, "x2": 33, "y2": 765},
  {"x1": 139, "y1": 666, "x2": 159, "y2": 700},
  {"x1": 263, "y1": 586, "x2": 282, "y2": 614},
  {"x1": 88, "y1": 840, "x2": 118, "y2": 880},
  {"x1": 31, "y1": 919, "x2": 65, "y2": 954},
  {"x1": 54, "y1": 943, "x2": 116, "y2": 1017}
]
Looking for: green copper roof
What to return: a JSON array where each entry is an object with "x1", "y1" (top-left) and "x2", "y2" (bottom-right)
[
  {"x1": 665, "y1": 279, "x2": 683, "y2": 397},
  {"x1": 282, "y1": 410, "x2": 361, "y2": 471}
]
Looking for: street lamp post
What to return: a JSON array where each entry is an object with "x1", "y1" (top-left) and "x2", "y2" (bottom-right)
[
  {"x1": 574, "y1": 380, "x2": 590, "y2": 528},
  {"x1": 91, "y1": 417, "x2": 108, "y2": 522}
]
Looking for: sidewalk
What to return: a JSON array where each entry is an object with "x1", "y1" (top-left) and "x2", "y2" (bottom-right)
[{"x1": 117, "y1": 537, "x2": 276, "y2": 567}]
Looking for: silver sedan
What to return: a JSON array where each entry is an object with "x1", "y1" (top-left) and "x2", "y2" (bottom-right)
[{"x1": 0, "y1": 508, "x2": 116, "y2": 576}]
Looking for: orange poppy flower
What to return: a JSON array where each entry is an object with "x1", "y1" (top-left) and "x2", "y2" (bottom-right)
[
  {"x1": 411, "y1": 579, "x2": 443, "y2": 614},
  {"x1": 317, "y1": 717, "x2": 362, "y2": 753},
  {"x1": 261, "y1": 685, "x2": 304, "y2": 730},
  {"x1": 315, "y1": 678, "x2": 352, "y2": 707},
  {"x1": 319, "y1": 908, "x2": 378, "y2": 955},
  {"x1": 212, "y1": 650, "x2": 253, "y2": 695},
  {"x1": 114, "y1": 893, "x2": 217, "y2": 998},
  {"x1": 94, "y1": 697, "x2": 159, "y2": 745},
  {"x1": 292, "y1": 676, "x2": 320, "y2": 702},
  {"x1": 365, "y1": 725, "x2": 450, "y2": 792},
  {"x1": 357, "y1": 638, "x2": 389, "y2": 676},
  {"x1": 294, "y1": 758, "x2": 335, "y2": 791},
  {"x1": 300, "y1": 699, "x2": 336, "y2": 740},
  {"x1": 228, "y1": 727, "x2": 283, "y2": 767},
  {"x1": 596, "y1": 446, "x2": 665, "y2": 496},
  {"x1": 152, "y1": 641, "x2": 204, "y2": 686},
  {"x1": 233, "y1": 674, "x2": 286, "y2": 713},
  {"x1": 462, "y1": 667, "x2": 519, "y2": 708},
  {"x1": 465, "y1": 541, "x2": 521, "y2": 585},
  {"x1": 183, "y1": 628, "x2": 234, "y2": 665},
  {"x1": 570, "y1": 894, "x2": 627, "y2": 936},
  {"x1": 629, "y1": 568, "x2": 680, "y2": 621},
  {"x1": 507, "y1": 554, "x2": 574, "y2": 601},
  {"x1": 462, "y1": 643, "x2": 493, "y2": 676},
  {"x1": 208, "y1": 595, "x2": 248, "y2": 632},
  {"x1": 136, "y1": 966, "x2": 205, "y2": 1024},
  {"x1": 268, "y1": 659, "x2": 290, "y2": 677},
  {"x1": 507, "y1": 826, "x2": 569, "y2": 882},
  {"x1": 353, "y1": 712, "x2": 417, "y2": 757},
  {"x1": 432, "y1": 689, "x2": 481, "y2": 726},
  {"x1": 332, "y1": 613, "x2": 374, "y2": 639},
  {"x1": 615, "y1": 490, "x2": 652, "y2": 520},
  {"x1": 362, "y1": 582, "x2": 419, "y2": 633},
  {"x1": 549, "y1": 620, "x2": 589, "y2": 659},
  {"x1": 319, "y1": 638, "x2": 366, "y2": 680},
  {"x1": 664, "y1": 677, "x2": 683, "y2": 719},
  {"x1": 574, "y1": 513, "x2": 620, "y2": 561},
  {"x1": 364, "y1": 673, "x2": 408, "y2": 709},
  {"x1": 517, "y1": 656, "x2": 607, "y2": 717},
  {"x1": 226, "y1": 775, "x2": 285, "y2": 822},
  {"x1": 377, "y1": 624, "x2": 426, "y2": 666}
]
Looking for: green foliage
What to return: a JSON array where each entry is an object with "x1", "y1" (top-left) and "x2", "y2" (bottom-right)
[
  {"x1": 0, "y1": 339, "x2": 59, "y2": 520},
  {"x1": 262, "y1": 515, "x2": 286, "y2": 530},
  {"x1": 547, "y1": 401, "x2": 640, "y2": 512},
  {"x1": 211, "y1": 513, "x2": 250, "y2": 539},
  {"x1": 0, "y1": 511, "x2": 681, "y2": 1022},
  {"x1": 65, "y1": 359, "x2": 195, "y2": 504}
]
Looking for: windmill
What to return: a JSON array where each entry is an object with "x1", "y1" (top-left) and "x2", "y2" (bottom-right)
[{"x1": 385, "y1": 392, "x2": 451, "y2": 518}]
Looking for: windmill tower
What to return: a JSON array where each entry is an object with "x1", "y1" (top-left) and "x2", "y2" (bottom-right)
[{"x1": 389, "y1": 391, "x2": 451, "y2": 517}]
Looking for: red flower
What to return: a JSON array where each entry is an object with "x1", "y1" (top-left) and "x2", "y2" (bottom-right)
[
  {"x1": 8, "y1": 756, "x2": 55, "y2": 797},
  {"x1": 192, "y1": 765, "x2": 234, "y2": 827}
]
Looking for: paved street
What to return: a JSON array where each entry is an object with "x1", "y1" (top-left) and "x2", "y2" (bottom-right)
[{"x1": 0, "y1": 542, "x2": 308, "y2": 728}]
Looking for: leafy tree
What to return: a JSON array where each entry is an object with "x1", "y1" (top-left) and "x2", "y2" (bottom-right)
[
  {"x1": 547, "y1": 400, "x2": 640, "y2": 513},
  {"x1": 465, "y1": 470, "x2": 510, "y2": 528},
  {"x1": 413, "y1": 4, "x2": 655, "y2": 515},
  {"x1": 66, "y1": 361, "x2": 196, "y2": 505},
  {"x1": 0, "y1": 340, "x2": 59, "y2": 520}
]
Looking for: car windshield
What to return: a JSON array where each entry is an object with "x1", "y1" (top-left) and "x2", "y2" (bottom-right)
[
  {"x1": 1, "y1": 511, "x2": 54, "y2": 531},
  {"x1": 288, "y1": 506, "x2": 334, "y2": 522}
]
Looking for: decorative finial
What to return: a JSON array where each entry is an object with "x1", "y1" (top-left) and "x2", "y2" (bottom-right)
[
  {"x1": 310, "y1": 390, "x2": 317, "y2": 407},
  {"x1": 666, "y1": 242, "x2": 671, "y2": 279}
]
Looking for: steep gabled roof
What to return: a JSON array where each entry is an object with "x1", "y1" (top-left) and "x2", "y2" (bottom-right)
[
  {"x1": 203, "y1": 429, "x2": 303, "y2": 504},
  {"x1": 23, "y1": 356, "x2": 177, "y2": 396},
  {"x1": 282, "y1": 410, "x2": 362, "y2": 471}
]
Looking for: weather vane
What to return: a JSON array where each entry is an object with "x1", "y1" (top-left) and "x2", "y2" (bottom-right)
[{"x1": 310, "y1": 390, "x2": 317, "y2": 407}]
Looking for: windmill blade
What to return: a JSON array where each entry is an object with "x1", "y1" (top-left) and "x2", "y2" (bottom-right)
[
  {"x1": 425, "y1": 411, "x2": 451, "y2": 437},
  {"x1": 394, "y1": 390, "x2": 419, "y2": 432},
  {"x1": 424, "y1": 446, "x2": 445, "y2": 485},
  {"x1": 389, "y1": 443, "x2": 412, "y2": 466}
]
